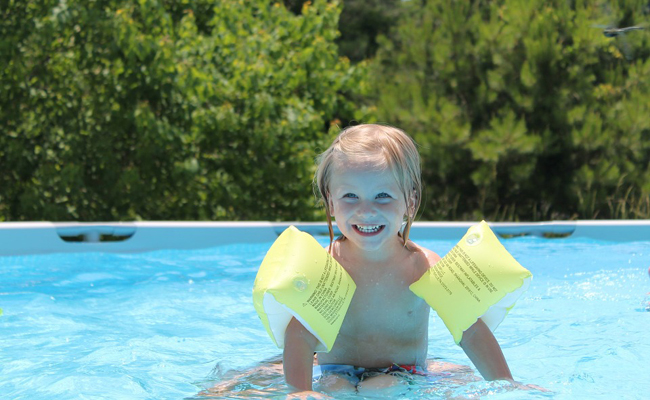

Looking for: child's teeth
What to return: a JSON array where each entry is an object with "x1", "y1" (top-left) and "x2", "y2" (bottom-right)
[{"x1": 357, "y1": 225, "x2": 381, "y2": 233}]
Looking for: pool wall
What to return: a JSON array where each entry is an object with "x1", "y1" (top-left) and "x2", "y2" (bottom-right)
[{"x1": 1, "y1": 220, "x2": 649, "y2": 256}]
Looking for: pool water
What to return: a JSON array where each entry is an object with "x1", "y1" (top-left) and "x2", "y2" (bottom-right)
[{"x1": 1, "y1": 236, "x2": 649, "y2": 399}]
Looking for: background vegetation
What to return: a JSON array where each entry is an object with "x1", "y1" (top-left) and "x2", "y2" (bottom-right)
[
  {"x1": 370, "y1": 0, "x2": 650, "y2": 220},
  {"x1": 1, "y1": 0, "x2": 649, "y2": 221}
]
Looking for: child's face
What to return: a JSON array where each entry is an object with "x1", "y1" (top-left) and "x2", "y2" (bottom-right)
[{"x1": 328, "y1": 159, "x2": 408, "y2": 253}]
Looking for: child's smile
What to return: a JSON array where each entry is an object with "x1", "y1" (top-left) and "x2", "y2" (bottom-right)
[{"x1": 353, "y1": 224, "x2": 385, "y2": 235}]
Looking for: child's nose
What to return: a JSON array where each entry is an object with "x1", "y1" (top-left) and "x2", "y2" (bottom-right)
[{"x1": 356, "y1": 201, "x2": 377, "y2": 217}]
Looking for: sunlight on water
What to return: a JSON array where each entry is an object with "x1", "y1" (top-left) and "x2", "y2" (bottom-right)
[{"x1": 1, "y1": 237, "x2": 649, "y2": 399}]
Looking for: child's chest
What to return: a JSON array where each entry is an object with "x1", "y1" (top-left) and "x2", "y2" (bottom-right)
[{"x1": 343, "y1": 265, "x2": 429, "y2": 335}]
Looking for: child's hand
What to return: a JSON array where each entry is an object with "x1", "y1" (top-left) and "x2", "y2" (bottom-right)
[
  {"x1": 286, "y1": 390, "x2": 332, "y2": 399},
  {"x1": 507, "y1": 379, "x2": 551, "y2": 392}
]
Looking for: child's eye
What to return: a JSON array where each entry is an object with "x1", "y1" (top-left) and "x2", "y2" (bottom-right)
[
  {"x1": 376, "y1": 192, "x2": 392, "y2": 199},
  {"x1": 343, "y1": 193, "x2": 358, "y2": 199}
]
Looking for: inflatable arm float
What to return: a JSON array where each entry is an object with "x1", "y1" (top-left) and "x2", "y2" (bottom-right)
[
  {"x1": 410, "y1": 221, "x2": 532, "y2": 344},
  {"x1": 252, "y1": 226, "x2": 356, "y2": 352}
]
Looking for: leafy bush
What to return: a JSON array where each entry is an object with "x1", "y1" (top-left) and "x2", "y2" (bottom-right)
[
  {"x1": 2, "y1": 0, "x2": 649, "y2": 222},
  {"x1": 0, "y1": 0, "x2": 365, "y2": 221},
  {"x1": 368, "y1": 0, "x2": 650, "y2": 220}
]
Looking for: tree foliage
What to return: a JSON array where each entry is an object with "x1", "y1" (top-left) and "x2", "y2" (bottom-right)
[
  {"x1": 336, "y1": 0, "x2": 402, "y2": 63},
  {"x1": 282, "y1": 0, "x2": 403, "y2": 63},
  {"x1": 1, "y1": 0, "x2": 649, "y2": 222},
  {"x1": 0, "y1": 0, "x2": 365, "y2": 221},
  {"x1": 368, "y1": 0, "x2": 650, "y2": 220}
]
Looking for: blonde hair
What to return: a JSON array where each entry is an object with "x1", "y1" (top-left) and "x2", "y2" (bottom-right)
[{"x1": 314, "y1": 124, "x2": 422, "y2": 247}]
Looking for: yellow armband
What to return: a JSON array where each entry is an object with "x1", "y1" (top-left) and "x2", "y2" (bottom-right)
[
  {"x1": 410, "y1": 221, "x2": 532, "y2": 344},
  {"x1": 252, "y1": 226, "x2": 356, "y2": 352}
]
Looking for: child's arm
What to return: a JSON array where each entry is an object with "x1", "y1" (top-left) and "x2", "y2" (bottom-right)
[
  {"x1": 283, "y1": 317, "x2": 319, "y2": 391},
  {"x1": 459, "y1": 318, "x2": 513, "y2": 381}
]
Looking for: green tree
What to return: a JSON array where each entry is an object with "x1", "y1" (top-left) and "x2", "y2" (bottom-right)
[
  {"x1": 336, "y1": 0, "x2": 402, "y2": 63},
  {"x1": 283, "y1": 0, "x2": 403, "y2": 63},
  {"x1": 368, "y1": 0, "x2": 650, "y2": 220},
  {"x1": 0, "y1": 0, "x2": 366, "y2": 221}
]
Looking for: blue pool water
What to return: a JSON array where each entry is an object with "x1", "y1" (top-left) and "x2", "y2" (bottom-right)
[{"x1": 1, "y1": 236, "x2": 649, "y2": 399}]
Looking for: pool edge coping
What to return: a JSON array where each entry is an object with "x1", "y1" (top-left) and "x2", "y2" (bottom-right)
[{"x1": 0, "y1": 220, "x2": 648, "y2": 256}]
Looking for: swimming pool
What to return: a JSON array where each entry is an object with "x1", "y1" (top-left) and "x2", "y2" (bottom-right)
[{"x1": 1, "y1": 221, "x2": 649, "y2": 399}]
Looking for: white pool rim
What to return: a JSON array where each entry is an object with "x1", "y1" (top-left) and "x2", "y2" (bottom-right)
[{"x1": 0, "y1": 220, "x2": 648, "y2": 256}]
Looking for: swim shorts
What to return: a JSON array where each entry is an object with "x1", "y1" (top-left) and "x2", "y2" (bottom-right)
[{"x1": 313, "y1": 363, "x2": 428, "y2": 385}]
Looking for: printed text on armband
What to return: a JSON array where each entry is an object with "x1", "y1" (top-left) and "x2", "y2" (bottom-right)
[
  {"x1": 455, "y1": 246, "x2": 498, "y2": 293},
  {"x1": 306, "y1": 255, "x2": 348, "y2": 324}
]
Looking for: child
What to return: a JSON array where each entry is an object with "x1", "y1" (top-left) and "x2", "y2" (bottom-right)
[{"x1": 283, "y1": 124, "x2": 515, "y2": 397}]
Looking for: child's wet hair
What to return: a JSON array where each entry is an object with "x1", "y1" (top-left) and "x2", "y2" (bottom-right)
[{"x1": 314, "y1": 124, "x2": 422, "y2": 247}]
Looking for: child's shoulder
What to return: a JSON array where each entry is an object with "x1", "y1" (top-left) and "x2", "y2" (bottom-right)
[{"x1": 407, "y1": 240, "x2": 441, "y2": 268}]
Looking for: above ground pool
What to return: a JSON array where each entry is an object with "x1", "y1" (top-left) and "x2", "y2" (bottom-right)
[{"x1": 1, "y1": 221, "x2": 649, "y2": 399}]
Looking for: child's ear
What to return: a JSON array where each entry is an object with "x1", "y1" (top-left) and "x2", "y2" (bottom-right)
[{"x1": 407, "y1": 190, "x2": 418, "y2": 216}]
